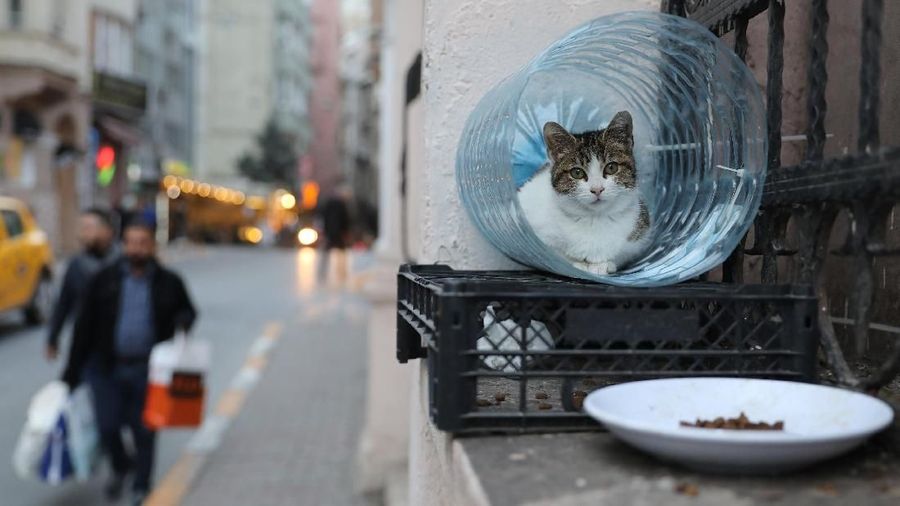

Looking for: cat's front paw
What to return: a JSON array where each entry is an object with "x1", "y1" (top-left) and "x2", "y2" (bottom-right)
[{"x1": 574, "y1": 260, "x2": 617, "y2": 275}]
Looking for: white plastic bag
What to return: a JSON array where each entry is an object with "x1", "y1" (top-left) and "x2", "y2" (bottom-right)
[
  {"x1": 477, "y1": 306, "x2": 553, "y2": 372},
  {"x1": 65, "y1": 386, "x2": 99, "y2": 481},
  {"x1": 12, "y1": 381, "x2": 98, "y2": 483},
  {"x1": 12, "y1": 381, "x2": 67, "y2": 480}
]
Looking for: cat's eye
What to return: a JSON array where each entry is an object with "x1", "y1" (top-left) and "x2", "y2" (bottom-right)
[
  {"x1": 569, "y1": 167, "x2": 586, "y2": 180},
  {"x1": 605, "y1": 163, "x2": 620, "y2": 176}
]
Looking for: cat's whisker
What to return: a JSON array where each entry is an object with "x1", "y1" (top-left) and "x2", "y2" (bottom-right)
[{"x1": 716, "y1": 165, "x2": 745, "y2": 176}]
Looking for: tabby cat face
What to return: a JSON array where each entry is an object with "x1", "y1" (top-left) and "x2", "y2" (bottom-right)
[{"x1": 543, "y1": 111, "x2": 637, "y2": 211}]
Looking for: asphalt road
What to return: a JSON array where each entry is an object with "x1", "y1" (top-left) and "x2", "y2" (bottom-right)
[{"x1": 0, "y1": 246, "x2": 361, "y2": 506}]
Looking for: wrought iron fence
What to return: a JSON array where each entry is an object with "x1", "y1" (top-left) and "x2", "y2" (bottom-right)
[{"x1": 662, "y1": 0, "x2": 900, "y2": 390}]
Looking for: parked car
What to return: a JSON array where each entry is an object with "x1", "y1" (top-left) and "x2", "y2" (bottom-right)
[{"x1": 0, "y1": 197, "x2": 54, "y2": 325}]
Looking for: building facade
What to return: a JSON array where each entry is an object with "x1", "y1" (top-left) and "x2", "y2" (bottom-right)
[
  {"x1": 0, "y1": 0, "x2": 87, "y2": 252},
  {"x1": 307, "y1": 0, "x2": 342, "y2": 197},
  {"x1": 0, "y1": 0, "x2": 145, "y2": 253},
  {"x1": 134, "y1": 0, "x2": 197, "y2": 184},
  {"x1": 195, "y1": 0, "x2": 311, "y2": 192},
  {"x1": 88, "y1": 0, "x2": 147, "y2": 227},
  {"x1": 340, "y1": 0, "x2": 380, "y2": 237},
  {"x1": 273, "y1": 0, "x2": 312, "y2": 150}
]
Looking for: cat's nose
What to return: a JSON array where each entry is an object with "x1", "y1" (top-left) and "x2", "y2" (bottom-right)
[{"x1": 590, "y1": 186, "x2": 604, "y2": 196}]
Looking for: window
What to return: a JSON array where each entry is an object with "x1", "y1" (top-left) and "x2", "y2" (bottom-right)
[
  {"x1": 2, "y1": 210, "x2": 25, "y2": 239},
  {"x1": 93, "y1": 13, "x2": 135, "y2": 76},
  {"x1": 9, "y1": 0, "x2": 23, "y2": 29},
  {"x1": 51, "y1": 1, "x2": 65, "y2": 38}
]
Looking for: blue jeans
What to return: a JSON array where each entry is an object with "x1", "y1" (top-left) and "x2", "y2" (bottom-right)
[{"x1": 85, "y1": 360, "x2": 156, "y2": 492}]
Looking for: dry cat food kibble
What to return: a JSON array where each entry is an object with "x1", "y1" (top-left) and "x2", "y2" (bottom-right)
[
  {"x1": 538, "y1": 402, "x2": 553, "y2": 410},
  {"x1": 494, "y1": 392, "x2": 507, "y2": 403},
  {"x1": 476, "y1": 398, "x2": 493, "y2": 407},
  {"x1": 571, "y1": 390, "x2": 587, "y2": 410},
  {"x1": 680, "y1": 412, "x2": 784, "y2": 430},
  {"x1": 535, "y1": 391, "x2": 549, "y2": 400}
]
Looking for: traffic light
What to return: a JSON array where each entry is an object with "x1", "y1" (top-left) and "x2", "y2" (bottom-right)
[{"x1": 95, "y1": 145, "x2": 116, "y2": 186}]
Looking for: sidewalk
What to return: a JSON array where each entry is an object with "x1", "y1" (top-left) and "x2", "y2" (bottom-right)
[{"x1": 149, "y1": 256, "x2": 373, "y2": 505}]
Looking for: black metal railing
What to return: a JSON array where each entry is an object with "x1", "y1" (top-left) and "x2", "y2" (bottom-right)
[{"x1": 663, "y1": 0, "x2": 900, "y2": 390}]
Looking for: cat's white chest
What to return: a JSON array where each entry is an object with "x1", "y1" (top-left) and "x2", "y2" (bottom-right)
[{"x1": 518, "y1": 170, "x2": 647, "y2": 273}]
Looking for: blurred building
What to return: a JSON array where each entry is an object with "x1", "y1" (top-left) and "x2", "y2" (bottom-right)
[
  {"x1": 0, "y1": 0, "x2": 145, "y2": 253},
  {"x1": 340, "y1": 0, "x2": 381, "y2": 238},
  {"x1": 195, "y1": 0, "x2": 311, "y2": 192},
  {"x1": 89, "y1": 0, "x2": 147, "y2": 219},
  {"x1": 0, "y1": 0, "x2": 87, "y2": 252},
  {"x1": 308, "y1": 0, "x2": 342, "y2": 196},
  {"x1": 273, "y1": 0, "x2": 313, "y2": 148},
  {"x1": 133, "y1": 0, "x2": 198, "y2": 190}
]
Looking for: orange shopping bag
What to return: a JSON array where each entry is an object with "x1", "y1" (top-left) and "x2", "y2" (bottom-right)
[{"x1": 143, "y1": 334, "x2": 210, "y2": 429}]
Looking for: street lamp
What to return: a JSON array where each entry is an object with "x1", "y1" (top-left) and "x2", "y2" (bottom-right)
[{"x1": 280, "y1": 193, "x2": 297, "y2": 209}]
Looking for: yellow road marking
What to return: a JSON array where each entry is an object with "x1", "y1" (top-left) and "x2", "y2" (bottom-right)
[
  {"x1": 146, "y1": 320, "x2": 283, "y2": 505},
  {"x1": 264, "y1": 321, "x2": 284, "y2": 339},
  {"x1": 145, "y1": 453, "x2": 205, "y2": 506},
  {"x1": 214, "y1": 389, "x2": 247, "y2": 417},
  {"x1": 244, "y1": 354, "x2": 267, "y2": 371}
]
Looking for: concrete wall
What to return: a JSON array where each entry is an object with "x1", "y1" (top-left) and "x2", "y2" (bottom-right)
[
  {"x1": 411, "y1": 1, "x2": 655, "y2": 504},
  {"x1": 418, "y1": 0, "x2": 656, "y2": 271},
  {"x1": 356, "y1": 0, "x2": 423, "y2": 503}
]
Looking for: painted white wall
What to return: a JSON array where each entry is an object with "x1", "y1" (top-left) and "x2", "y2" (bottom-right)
[
  {"x1": 356, "y1": 0, "x2": 424, "y2": 503},
  {"x1": 411, "y1": 1, "x2": 655, "y2": 504},
  {"x1": 418, "y1": 0, "x2": 657, "y2": 268},
  {"x1": 374, "y1": 0, "x2": 424, "y2": 260}
]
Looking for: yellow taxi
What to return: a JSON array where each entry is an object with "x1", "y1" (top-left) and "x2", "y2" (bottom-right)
[{"x1": 0, "y1": 197, "x2": 54, "y2": 324}]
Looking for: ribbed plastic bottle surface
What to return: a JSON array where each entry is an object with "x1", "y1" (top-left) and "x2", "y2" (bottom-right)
[{"x1": 456, "y1": 12, "x2": 766, "y2": 287}]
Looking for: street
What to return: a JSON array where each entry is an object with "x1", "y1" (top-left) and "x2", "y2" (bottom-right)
[{"x1": 0, "y1": 246, "x2": 370, "y2": 506}]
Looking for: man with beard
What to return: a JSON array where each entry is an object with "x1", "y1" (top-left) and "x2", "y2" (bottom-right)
[
  {"x1": 63, "y1": 220, "x2": 197, "y2": 505},
  {"x1": 45, "y1": 208, "x2": 119, "y2": 361}
]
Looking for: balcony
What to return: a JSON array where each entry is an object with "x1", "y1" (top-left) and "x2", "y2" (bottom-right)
[{"x1": 0, "y1": 29, "x2": 80, "y2": 82}]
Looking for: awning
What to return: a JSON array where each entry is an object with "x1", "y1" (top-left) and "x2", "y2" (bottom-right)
[{"x1": 97, "y1": 115, "x2": 142, "y2": 146}]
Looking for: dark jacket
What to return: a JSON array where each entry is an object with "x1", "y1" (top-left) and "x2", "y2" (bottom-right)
[
  {"x1": 46, "y1": 247, "x2": 119, "y2": 348},
  {"x1": 322, "y1": 197, "x2": 350, "y2": 248},
  {"x1": 62, "y1": 258, "x2": 197, "y2": 388}
]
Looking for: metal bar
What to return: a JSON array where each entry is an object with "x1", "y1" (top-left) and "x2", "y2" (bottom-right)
[
  {"x1": 762, "y1": 148, "x2": 900, "y2": 206},
  {"x1": 748, "y1": 1, "x2": 787, "y2": 284},
  {"x1": 660, "y1": 0, "x2": 686, "y2": 17},
  {"x1": 767, "y1": 0, "x2": 785, "y2": 170},
  {"x1": 734, "y1": 15, "x2": 749, "y2": 61},
  {"x1": 830, "y1": 317, "x2": 900, "y2": 336},
  {"x1": 805, "y1": 0, "x2": 829, "y2": 161},
  {"x1": 858, "y1": 0, "x2": 883, "y2": 153},
  {"x1": 722, "y1": 13, "x2": 751, "y2": 282},
  {"x1": 849, "y1": 202, "x2": 875, "y2": 356},
  {"x1": 463, "y1": 368, "x2": 806, "y2": 378},
  {"x1": 683, "y1": 0, "x2": 769, "y2": 35},
  {"x1": 462, "y1": 349, "x2": 805, "y2": 358}
]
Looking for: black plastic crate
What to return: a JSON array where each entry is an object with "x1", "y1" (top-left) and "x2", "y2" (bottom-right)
[{"x1": 397, "y1": 265, "x2": 819, "y2": 433}]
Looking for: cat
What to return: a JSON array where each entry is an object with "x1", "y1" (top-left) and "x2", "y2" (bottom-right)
[{"x1": 518, "y1": 111, "x2": 650, "y2": 275}]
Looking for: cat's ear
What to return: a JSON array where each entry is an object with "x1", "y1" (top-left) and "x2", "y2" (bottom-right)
[
  {"x1": 543, "y1": 122, "x2": 576, "y2": 162},
  {"x1": 604, "y1": 111, "x2": 634, "y2": 149}
]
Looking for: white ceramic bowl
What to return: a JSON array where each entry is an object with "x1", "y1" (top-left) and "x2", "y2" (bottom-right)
[{"x1": 583, "y1": 377, "x2": 895, "y2": 474}]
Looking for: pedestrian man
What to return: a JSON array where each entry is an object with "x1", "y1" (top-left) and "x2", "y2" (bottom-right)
[
  {"x1": 45, "y1": 208, "x2": 118, "y2": 361},
  {"x1": 318, "y1": 185, "x2": 353, "y2": 284},
  {"x1": 63, "y1": 220, "x2": 197, "y2": 504}
]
